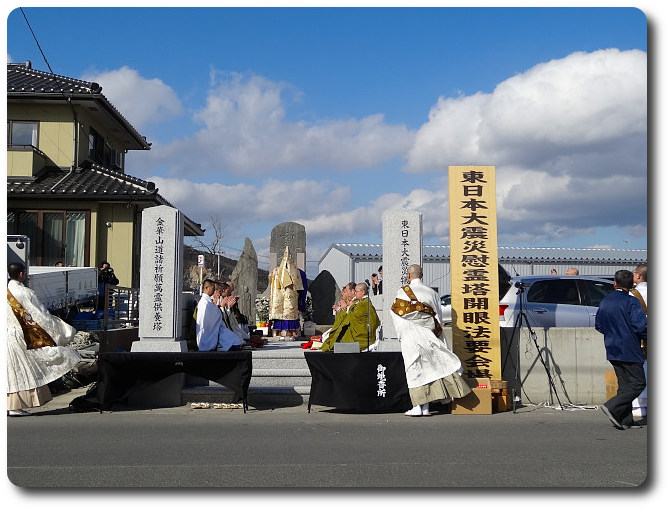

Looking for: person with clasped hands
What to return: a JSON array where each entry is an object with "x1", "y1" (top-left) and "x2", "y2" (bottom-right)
[
  {"x1": 196, "y1": 279, "x2": 240, "y2": 352},
  {"x1": 596, "y1": 269, "x2": 647, "y2": 430}
]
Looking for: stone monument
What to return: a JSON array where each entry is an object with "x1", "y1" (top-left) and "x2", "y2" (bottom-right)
[
  {"x1": 308, "y1": 270, "x2": 341, "y2": 326},
  {"x1": 381, "y1": 209, "x2": 423, "y2": 340},
  {"x1": 269, "y1": 222, "x2": 306, "y2": 273},
  {"x1": 132, "y1": 205, "x2": 187, "y2": 352},
  {"x1": 230, "y1": 237, "x2": 258, "y2": 327}
]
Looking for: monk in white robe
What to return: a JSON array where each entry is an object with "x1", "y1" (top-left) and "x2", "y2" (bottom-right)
[
  {"x1": 196, "y1": 279, "x2": 241, "y2": 352},
  {"x1": 6, "y1": 262, "x2": 82, "y2": 416},
  {"x1": 391, "y1": 264, "x2": 471, "y2": 416}
]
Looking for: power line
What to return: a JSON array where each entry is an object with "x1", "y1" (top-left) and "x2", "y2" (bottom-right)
[{"x1": 20, "y1": 8, "x2": 56, "y2": 76}]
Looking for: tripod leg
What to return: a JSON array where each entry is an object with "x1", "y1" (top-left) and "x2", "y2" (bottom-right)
[
  {"x1": 520, "y1": 313, "x2": 563, "y2": 410},
  {"x1": 502, "y1": 311, "x2": 524, "y2": 413}
]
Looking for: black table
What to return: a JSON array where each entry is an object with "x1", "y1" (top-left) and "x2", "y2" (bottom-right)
[
  {"x1": 304, "y1": 351, "x2": 412, "y2": 412},
  {"x1": 93, "y1": 351, "x2": 252, "y2": 411}
]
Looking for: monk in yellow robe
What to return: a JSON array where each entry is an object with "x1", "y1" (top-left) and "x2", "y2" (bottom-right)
[{"x1": 320, "y1": 283, "x2": 379, "y2": 351}]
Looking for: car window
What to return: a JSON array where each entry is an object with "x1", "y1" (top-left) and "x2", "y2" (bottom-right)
[
  {"x1": 498, "y1": 264, "x2": 512, "y2": 300},
  {"x1": 526, "y1": 280, "x2": 581, "y2": 305},
  {"x1": 583, "y1": 280, "x2": 614, "y2": 307}
]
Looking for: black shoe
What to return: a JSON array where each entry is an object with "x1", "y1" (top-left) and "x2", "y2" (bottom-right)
[
  {"x1": 623, "y1": 420, "x2": 646, "y2": 429},
  {"x1": 601, "y1": 405, "x2": 625, "y2": 430}
]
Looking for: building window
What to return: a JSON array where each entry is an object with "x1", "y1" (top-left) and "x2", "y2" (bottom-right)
[
  {"x1": 88, "y1": 127, "x2": 123, "y2": 170},
  {"x1": 7, "y1": 121, "x2": 38, "y2": 148},
  {"x1": 88, "y1": 127, "x2": 104, "y2": 164},
  {"x1": 7, "y1": 210, "x2": 90, "y2": 267},
  {"x1": 113, "y1": 149, "x2": 124, "y2": 170}
]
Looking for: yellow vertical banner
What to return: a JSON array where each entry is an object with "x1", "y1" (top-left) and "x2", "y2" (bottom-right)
[{"x1": 448, "y1": 166, "x2": 501, "y2": 380}]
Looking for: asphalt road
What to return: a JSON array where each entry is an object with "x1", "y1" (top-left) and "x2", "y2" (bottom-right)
[{"x1": 6, "y1": 388, "x2": 650, "y2": 490}]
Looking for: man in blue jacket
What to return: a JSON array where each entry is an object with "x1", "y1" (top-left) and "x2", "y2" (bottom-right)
[{"x1": 595, "y1": 270, "x2": 647, "y2": 430}]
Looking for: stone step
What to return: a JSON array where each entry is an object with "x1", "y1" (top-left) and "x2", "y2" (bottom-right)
[
  {"x1": 251, "y1": 367, "x2": 311, "y2": 377},
  {"x1": 182, "y1": 385, "x2": 311, "y2": 408},
  {"x1": 251, "y1": 356, "x2": 309, "y2": 369},
  {"x1": 250, "y1": 376, "x2": 312, "y2": 387},
  {"x1": 182, "y1": 340, "x2": 314, "y2": 408}
]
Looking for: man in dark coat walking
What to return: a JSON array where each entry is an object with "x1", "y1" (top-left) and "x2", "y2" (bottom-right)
[{"x1": 595, "y1": 269, "x2": 647, "y2": 429}]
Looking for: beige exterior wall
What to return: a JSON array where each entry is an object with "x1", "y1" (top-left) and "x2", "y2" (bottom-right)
[
  {"x1": 7, "y1": 103, "x2": 128, "y2": 176},
  {"x1": 96, "y1": 203, "x2": 135, "y2": 287},
  {"x1": 6, "y1": 150, "x2": 47, "y2": 177},
  {"x1": 7, "y1": 103, "x2": 74, "y2": 169}
]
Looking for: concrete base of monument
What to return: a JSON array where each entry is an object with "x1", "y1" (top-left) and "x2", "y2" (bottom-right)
[{"x1": 130, "y1": 339, "x2": 188, "y2": 352}]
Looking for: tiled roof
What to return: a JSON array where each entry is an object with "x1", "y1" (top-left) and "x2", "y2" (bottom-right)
[
  {"x1": 7, "y1": 62, "x2": 150, "y2": 150},
  {"x1": 329, "y1": 243, "x2": 646, "y2": 262},
  {"x1": 8, "y1": 163, "x2": 158, "y2": 198},
  {"x1": 8, "y1": 163, "x2": 204, "y2": 236},
  {"x1": 7, "y1": 62, "x2": 100, "y2": 95}
]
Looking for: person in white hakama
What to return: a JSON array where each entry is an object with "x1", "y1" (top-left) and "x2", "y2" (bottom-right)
[
  {"x1": 196, "y1": 279, "x2": 241, "y2": 352},
  {"x1": 391, "y1": 264, "x2": 471, "y2": 416},
  {"x1": 6, "y1": 262, "x2": 82, "y2": 416}
]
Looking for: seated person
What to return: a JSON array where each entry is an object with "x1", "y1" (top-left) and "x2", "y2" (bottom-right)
[
  {"x1": 226, "y1": 280, "x2": 251, "y2": 328},
  {"x1": 215, "y1": 282, "x2": 249, "y2": 343},
  {"x1": 196, "y1": 279, "x2": 241, "y2": 352},
  {"x1": 316, "y1": 283, "x2": 356, "y2": 350},
  {"x1": 320, "y1": 283, "x2": 380, "y2": 352},
  {"x1": 220, "y1": 282, "x2": 250, "y2": 342}
]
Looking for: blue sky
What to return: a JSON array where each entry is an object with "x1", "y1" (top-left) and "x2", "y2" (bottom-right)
[{"x1": 5, "y1": 3, "x2": 651, "y2": 278}]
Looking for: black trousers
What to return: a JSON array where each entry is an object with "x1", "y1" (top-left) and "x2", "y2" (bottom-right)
[{"x1": 605, "y1": 360, "x2": 646, "y2": 427}]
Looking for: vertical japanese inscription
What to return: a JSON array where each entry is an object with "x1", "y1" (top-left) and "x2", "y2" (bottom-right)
[
  {"x1": 153, "y1": 216, "x2": 165, "y2": 331},
  {"x1": 449, "y1": 166, "x2": 501, "y2": 380},
  {"x1": 400, "y1": 219, "x2": 411, "y2": 287},
  {"x1": 377, "y1": 364, "x2": 387, "y2": 397}
]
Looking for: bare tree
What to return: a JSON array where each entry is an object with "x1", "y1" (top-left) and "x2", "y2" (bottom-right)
[
  {"x1": 184, "y1": 263, "x2": 209, "y2": 290},
  {"x1": 188, "y1": 212, "x2": 228, "y2": 280}
]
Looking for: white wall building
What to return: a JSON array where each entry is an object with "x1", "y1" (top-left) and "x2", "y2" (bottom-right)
[{"x1": 318, "y1": 243, "x2": 647, "y2": 297}]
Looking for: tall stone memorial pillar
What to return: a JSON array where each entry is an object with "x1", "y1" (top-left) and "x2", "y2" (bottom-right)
[
  {"x1": 381, "y1": 209, "x2": 423, "y2": 340},
  {"x1": 269, "y1": 222, "x2": 306, "y2": 274},
  {"x1": 132, "y1": 205, "x2": 187, "y2": 352},
  {"x1": 230, "y1": 237, "x2": 258, "y2": 326}
]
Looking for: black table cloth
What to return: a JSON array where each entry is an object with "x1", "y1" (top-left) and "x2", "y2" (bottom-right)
[
  {"x1": 305, "y1": 351, "x2": 412, "y2": 412},
  {"x1": 94, "y1": 351, "x2": 252, "y2": 411}
]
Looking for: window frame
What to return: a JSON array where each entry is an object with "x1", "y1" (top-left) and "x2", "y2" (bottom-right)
[
  {"x1": 526, "y1": 279, "x2": 582, "y2": 306},
  {"x1": 7, "y1": 120, "x2": 39, "y2": 149},
  {"x1": 6, "y1": 209, "x2": 91, "y2": 266}
]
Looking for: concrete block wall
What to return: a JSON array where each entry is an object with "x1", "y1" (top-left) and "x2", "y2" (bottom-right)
[{"x1": 497, "y1": 327, "x2": 611, "y2": 405}]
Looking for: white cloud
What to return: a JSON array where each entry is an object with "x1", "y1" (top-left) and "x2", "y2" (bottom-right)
[
  {"x1": 406, "y1": 48, "x2": 646, "y2": 173},
  {"x1": 80, "y1": 66, "x2": 183, "y2": 131},
  {"x1": 139, "y1": 71, "x2": 414, "y2": 176},
  {"x1": 403, "y1": 48, "x2": 647, "y2": 245},
  {"x1": 150, "y1": 176, "x2": 351, "y2": 230},
  {"x1": 127, "y1": 49, "x2": 646, "y2": 252},
  {"x1": 295, "y1": 187, "x2": 449, "y2": 245}
]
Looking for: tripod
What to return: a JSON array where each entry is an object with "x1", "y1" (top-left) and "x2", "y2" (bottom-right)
[{"x1": 502, "y1": 283, "x2": 563, "y2": 413}]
